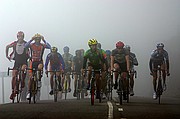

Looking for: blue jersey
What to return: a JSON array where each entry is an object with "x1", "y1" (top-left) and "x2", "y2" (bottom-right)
[{"x1": 45, "y1": 52, "x2": 65, "y2": 71}]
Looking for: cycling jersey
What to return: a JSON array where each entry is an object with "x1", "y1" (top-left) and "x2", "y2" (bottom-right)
[
  {"x1": 149, "y1": 49, "x2": 169, "y2": 72},
  {"x1": 111, "y1": 48, "x2": 129, "y2": 64},
  {"x1": 83, "y1": 49, "x2": 106, "y2": 69},
  {"x1": 62, "y1": 53, "x2": 73, "y2": 72},
  {"x1": 45, "y1": 53, "x2": 65, "y2": 71},
  {"x1": 7, "y1": 41, "x2": 29, "y2": 68},
  {"x1": 129, "y1": 52, "x2": 138, "y2": 69},
  {"x1": 150, "y1": 49, "x2": 169, "y2": 62},
  {"x1": 73, "y1": 55, "x2": 83, "y2": 73},
  {"x1": 25, "y1": 40, "x2": 51, "y2": 62}
]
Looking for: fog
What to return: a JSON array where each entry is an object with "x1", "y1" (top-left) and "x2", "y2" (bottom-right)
[{"x1": 0, "y1": 0, "x2": 180, "y2": 103}]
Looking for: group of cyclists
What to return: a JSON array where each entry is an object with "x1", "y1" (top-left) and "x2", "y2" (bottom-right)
[{"x1": 5, "y1": 31, "x2": 170, "y2": 102}]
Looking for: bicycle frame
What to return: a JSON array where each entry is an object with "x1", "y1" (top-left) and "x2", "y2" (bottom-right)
[
  {"x1": 47, "y1": 70, "x2": 62, "y2": 102},
  {"x1": 113, "y1": 70, "x2": 129, "y2": 105},
  {"x1": 85, "y1": 69, "x2": 102, "y2": 105},
  {"x1": 27, "y1": 68, "x2": 42, "y2": 104}
]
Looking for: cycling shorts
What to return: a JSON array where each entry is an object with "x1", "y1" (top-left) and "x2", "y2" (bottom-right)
[{"x1": 114, "y1": 61, "x2": 127, "y2": 72}]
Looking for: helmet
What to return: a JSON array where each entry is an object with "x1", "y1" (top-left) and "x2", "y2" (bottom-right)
[
  {"x1": 156, "y1": 43, "x2": 164, "y2": 48},
  {"x1": 116, "y1": 41, "x2": 124, "y2": 48},
  {"x1": 63, "y1": 46, "x2": 69, "y2": 53},
  {"x1": 51, "y1": 47, "x2": 58, "y2": 53},
  {"x1": 88, "y1": 39, "x2": 98, "y2": 46},
  {"x1": 17, "y1": 31, "x2": 24, "y2": 38},
  {"x1": 34, "y1": 33, "x2": 41, "y2": 39},
  {"x1": 97, "y1": 43, "x2": 101, "y2": 49},
  {"x1": 105, "y1": 50, "x2": 111, "y2": 55},
  {"x1": 125, "y1": 45, "x2": 130, "y2": 50},
  {"x1": 75, "y1": 50, "x2": 81, "y2": 56}
]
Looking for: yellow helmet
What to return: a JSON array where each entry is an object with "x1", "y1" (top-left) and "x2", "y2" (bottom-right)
[
  {"x1": 51, "y1": 46, "x2": 58, "y2": 53},
  {"x1": 88, "y1": 39, "x2": 98, "y2": 46},
  {"x1": 34, "y1": 33, "x2": 41, "y2": 38}
]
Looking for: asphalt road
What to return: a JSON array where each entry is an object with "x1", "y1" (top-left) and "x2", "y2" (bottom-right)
[{"x1": 0, "y1": 96, "x2": 180, "y2": 119}]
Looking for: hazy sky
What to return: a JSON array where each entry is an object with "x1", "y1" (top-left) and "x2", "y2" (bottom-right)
[{"x1": 0, "y1": 0, "x2": 180, "y2": 97}]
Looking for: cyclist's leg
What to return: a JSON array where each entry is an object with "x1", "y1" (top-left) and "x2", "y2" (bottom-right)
[
  {"x1": 161, "y1": 63, "x2": 167, "y2": 90},
  {"x1": 66, "y1": 72, "x2": 71, "y2": 92},
  {"x1": 10, "y1": 69, "x2": 18, "y2": 100},
  {"x1": 113, "y1": 63, "x2": 120, "y2": 89},
  {"x1": 129, "y1": 70, "x2": 135, "y2": 96},
  {"x1": 101, "y1": 65, "x2": 107, "y2": 98},
  {"x1": 49, "y1": 72, "x2": 55, "y2": 95},
  {"x1": 95, "y1": 73, "x2": 101, "y2": 99},
  {"x1": 56, "y1": 72, "x2": 62, "y2": 91},
  {"x1": 86, "y1": 66, "x2": 92, "y2": 90},
  {"x1": 21, "y1": 64, "x2": 27, "y2": 88},
  {"x1": 26, "y1": 72, "x2": 33, "y2": 99},
  {"x1": 37, "y1": 63, "x2": 43, "y2": 81},
  {"x1": 152, "y1": 69, "x2": 158, "y2": 99},
  {"x1": 73, "y1": 73, "x2": 78, "y2": 97}
]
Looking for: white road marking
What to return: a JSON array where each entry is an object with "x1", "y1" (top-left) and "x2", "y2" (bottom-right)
[{"x1": 107, "y1": 101, "x2": 113, "y2": 119}]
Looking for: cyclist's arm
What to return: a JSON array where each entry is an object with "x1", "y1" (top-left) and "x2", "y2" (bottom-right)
[
  {"x1": 24, "y1": 39, "x2": 33, "y2": 48},
  {"x1": 45, "y1": 54, "x2": 50, "y2": 71},
  {"x1": 59, "y1": 54, "x2": 65, "y2": 71},
  {"x1": 41, "y1": 37, "x2": 51, "y2": 49},
  {"x1": 125, "y1": 54, "x2": 130, "y2": 72},
  {"x1": 163, "y1": 50, "x2": 170, "y2": 73},
  {"x1": 83, "y1": 56, "x2": 87, "y2": 69},
  {"x1": 110, "y1": 55, "x2": 114, "y2": 71},
  {"x1": 149, "y1": 58, "x2": 153, "y2": 73}
]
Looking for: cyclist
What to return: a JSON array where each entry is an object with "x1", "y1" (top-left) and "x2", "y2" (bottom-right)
[
  {"x1": 45, "y1": 47, "x2": 65, "y2": 95},
  {"x1": 25, "y1": 33, "x2": 51, "y2": 100},
  {"x1": 149, "y1": 43, "x2": 170, "y2": 99},
  {"x1": 82, "y1": 39, "x2": 107, "y2": 99},
  {"x1": 111, "y1": 41, "x2": 130, "y2": 100},
  {"x1": 125, "y1": 45, "x2": 138, "y2": 96},
  {"x1": 72, "y1": 49, "x2": 84, "y2": 97},
  {"x1": 105, "y1": 50, "x2": 111, "y2": 71},
  {"x1": 62, "y1": 46, "x2": 73, "y2": 92},
  {"x1": 6, "y1": 31, "x2": 29, "y2": 100}
]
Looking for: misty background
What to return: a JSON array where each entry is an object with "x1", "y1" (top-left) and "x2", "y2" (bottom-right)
[{"x1": 0, "y1": 0, "x2": 180, "y2": 103}]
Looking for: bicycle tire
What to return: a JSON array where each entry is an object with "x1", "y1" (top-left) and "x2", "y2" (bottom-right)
[
  {"x1": 54, "y1": 78, "x2": 58, "y2": 102},
  {"x1": 91, "y1": 79, "x2": 95, "y2": 105},
  {"x1": 64, "y1": 80, "x2": 68, "y2": 100},
  {"x1": 118, "y1": 79, "x2": 123, "y2": 105},
  {"x1": 126, "y1": 79, "x2": 129, "y2": 103}
]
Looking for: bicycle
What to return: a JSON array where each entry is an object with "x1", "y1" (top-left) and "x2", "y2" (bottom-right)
[
  {"x1": 112, "y1": 70, "x2": 129, "y2": 105},
  {"x1": 62, "y1": 72, "x2": 71, "y2": 100},
  {"x1": 46, "y1": 70, "x2": 62, "y2": 102},
  {"x1": 8, "y1": 67, "x2": 25, "y2": 103},
  {"x1": 106, "y1": 72, "x2": 113, "y2": 101},
  {"x1": 27, "y1": 68, "x2": 42, "y2": 104},
  {"x1": 72, "y1": 72, "x2": 86, "y2": 100},
  {"x1": 84, "y1": 69, "x2": 102, "y2": 105},
  {"x1": 156, "y1": 65, "x2": 163, "y2": 104}
]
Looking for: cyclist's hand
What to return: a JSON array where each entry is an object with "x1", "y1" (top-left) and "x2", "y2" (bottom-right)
[
  {"x1": 41, "y1": 35, "x2": 45, "y2": 41},
  {"x1": 32, "y1": 36, "x2": 36, "y2": 40},
  {"x1": 6, "y1": 56, "x2": 12, "y2": 62},
  {"x1": 81, "y1": 69, "x2": 85, "y2": 76},
  {"x1": 150, "y1": 72, "x2": 153, "y2": 76},
  {"x1": 45, "y1": 70, "x2": 48, "y2": 76},
  {"x1": 167, "y1": 72, "x2": 170, "y2": 76}
]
